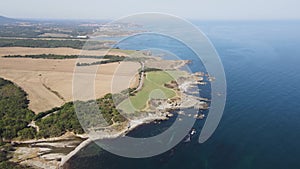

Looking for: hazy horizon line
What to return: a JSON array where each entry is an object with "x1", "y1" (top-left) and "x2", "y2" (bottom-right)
[{"x1": 2, "y1": 14, "x2": 300, "y2": 23}]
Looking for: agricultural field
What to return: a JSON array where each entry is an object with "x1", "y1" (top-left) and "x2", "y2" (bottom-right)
[
  {"x1": 0, "y1": 57, "x2": 140, "y2": 113},
  {"x1": 0, "y1": 47, "x2": 132, "y2": 57}
]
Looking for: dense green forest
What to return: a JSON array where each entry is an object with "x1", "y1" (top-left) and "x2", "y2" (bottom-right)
[
  {"x1": 0, "y1": 78, "x2": 34, "y2": 168},
  {"x1": 0, "y1": 39, "x2": 109, "y2": 49},
  {"x1": 0, "y1": 78, "x2": 35, "y2": 141},
  {"x1": 36, "y1": 102, "x2": 84, "y2": 138},
  {"x1": 0, "y1": 38, "x2": 85, "y2": 49},
  {"x1": 0, "y1": 25, "x2": 44, "y2": 38},
  {"x1": 34, "y1": 94, "x2": 127, "y2": 138},
  {"x1": 37, "y1": 93, "x2": 127, "y2": 138},
  {"x1": 0, "y1": 23, "x2": 95, "y2": 38}
]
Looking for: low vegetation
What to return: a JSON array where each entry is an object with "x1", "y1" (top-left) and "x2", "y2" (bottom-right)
[
  {"x1": 75, "y1": 93, "x2": 127, "y2": 129},
  {"x1": 117, "y1": 71, "x2": 177, "y2": 113},
  {"x1": 0, "y1": 144, "x2": 32, "y2": 168},
  {"x1": 76, "y1": 55, "x2": 126, "y2": 66}
]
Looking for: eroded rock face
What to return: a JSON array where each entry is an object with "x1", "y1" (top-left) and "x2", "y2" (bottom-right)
[{"x1": 10, "y1": 132, "x2": 85, "y2": 169}]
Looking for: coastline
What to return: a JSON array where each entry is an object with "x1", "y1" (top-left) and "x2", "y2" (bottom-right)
[
  {"x1": 60, "y1": 113, "x2": 169, "y2": 168},
  {"x1": 7, "y1": 59, "x2": 207, "y2": 169},
  {"x1": 60, "y1": 63, "x2": 207, "y2": 168},
  {"x1": 10, "y1": 132, "x2": 87, "y2": 169}
]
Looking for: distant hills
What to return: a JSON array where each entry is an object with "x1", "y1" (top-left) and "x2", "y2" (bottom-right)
[
  {"x1": 0, "y1": 16, "x2": 20, "y2": 24},
  {"x1": 0, "y1": 15, "x2": 108, "y2": 25}
]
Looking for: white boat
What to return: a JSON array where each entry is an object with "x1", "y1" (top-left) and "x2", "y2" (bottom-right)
[{"x1": 190, "y1": 129, "x2": 196, "y2": 135}]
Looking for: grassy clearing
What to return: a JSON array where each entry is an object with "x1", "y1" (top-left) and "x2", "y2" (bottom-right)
[{"x1": 117, "y1": 71, "x2": 180, "y2": 113}]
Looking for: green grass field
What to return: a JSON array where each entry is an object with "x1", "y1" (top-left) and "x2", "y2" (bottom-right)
[{"x1": 117, "y1": 71, "x2": 180, "y2": 113}]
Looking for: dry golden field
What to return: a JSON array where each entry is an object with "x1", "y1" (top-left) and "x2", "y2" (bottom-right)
[
  {"x1": 0, "y1": 47, "x2": 130, "y2": 57},
  {"x1": 0, "y1": 57, "x2": 140, "y2": 113}
]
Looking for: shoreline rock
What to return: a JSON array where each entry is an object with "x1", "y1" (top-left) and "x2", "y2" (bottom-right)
[{"x1": 60, "y1": 113, "x2": 169, "y2": 168}]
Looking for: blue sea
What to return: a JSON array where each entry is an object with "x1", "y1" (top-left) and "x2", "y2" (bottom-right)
[{"x1": 68, "y1": 21, "x2": 300, "y2": 169}]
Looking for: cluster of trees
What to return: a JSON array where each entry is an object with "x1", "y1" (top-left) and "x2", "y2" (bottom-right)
[
  {"x1": 139, "y1": 67, "x2": 162, "y2": 74},
  {"x1": 0, "y1": 78, "x2": 35, "y2": 168},
  {"x1": 33, "y1": 107, "x2": 61, "y2": 121},
  {"x1": 35, "y1": 102, "x2": 84, "y2": 138},
  {"x1": 4, "y1": 54, "x2": 103, "y2": 60},
  {"x1": 36, "y1": 94, "x2": 127, "y2": 138},
  {"x1": 4, "y1": 54, "x2": 80, "y2": 59},
  {"x1": 0, "y1": 22, "x2": 95, "y2": 38},
  {"x1": 76, "y1": 55, "x2": 126, "y2": 66},
  {"x1": 0, "y1": 25, "x2": 42, "y2": 38},
  {"x1": 112, "y1": 88, "x2": 137, "y2": 106},
  {"x1": 0, "y1": 39, "x2": 86, "y2": 49},
  {"x1": 97, "y1": 93, "x2": 127, "y2": 125},
  {"x1": 0, "y1": 78, "x2": 35, "y2": 141},
  {"x1": 75, "y1": 93, "x2": 127, "y2": 129}
]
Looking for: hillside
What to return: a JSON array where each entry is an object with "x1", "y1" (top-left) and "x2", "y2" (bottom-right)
[{"x1": 0, "y1": 16, "x2": 19, "y2": 24}]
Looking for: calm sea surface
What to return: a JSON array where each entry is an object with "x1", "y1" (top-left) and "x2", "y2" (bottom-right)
[{"x1": 69, "y1": 21, "x2": 300, "y2": 169}]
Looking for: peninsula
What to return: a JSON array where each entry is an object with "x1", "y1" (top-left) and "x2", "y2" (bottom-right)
[{"x1": 0, "y1": 49, "x2": 209, "y2": 169}]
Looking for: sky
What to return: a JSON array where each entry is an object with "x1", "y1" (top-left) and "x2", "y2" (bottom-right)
[{"x1": 0, "y1": 0, "x2": 299, "y2": 20}]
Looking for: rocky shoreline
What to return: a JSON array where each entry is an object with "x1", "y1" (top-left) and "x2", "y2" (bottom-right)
[
  {"x1": 8, "y1": 59, "x2": 209, "y2": 169},
  {"x1": 9, "y1": 132, "x2": 88, "y2": 169},
  {"x1": 59, "y1": 69, "x2": 209, "y2": 168},
  {"x1": 60, "y1": 113, "x2": 169, "y2": 168},
  {"x1": 7, "y1": 112, "x2": 171, "y2": 169}
]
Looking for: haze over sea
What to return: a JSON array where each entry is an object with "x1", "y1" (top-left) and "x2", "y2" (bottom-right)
[{"x1": 68, "y1": 21, "x2": 300, "y2": 169}]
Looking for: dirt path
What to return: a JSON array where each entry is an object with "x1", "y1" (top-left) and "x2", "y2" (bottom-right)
[{"x1": 135, "y1": 62, "x2": 145, "y2": 92}]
